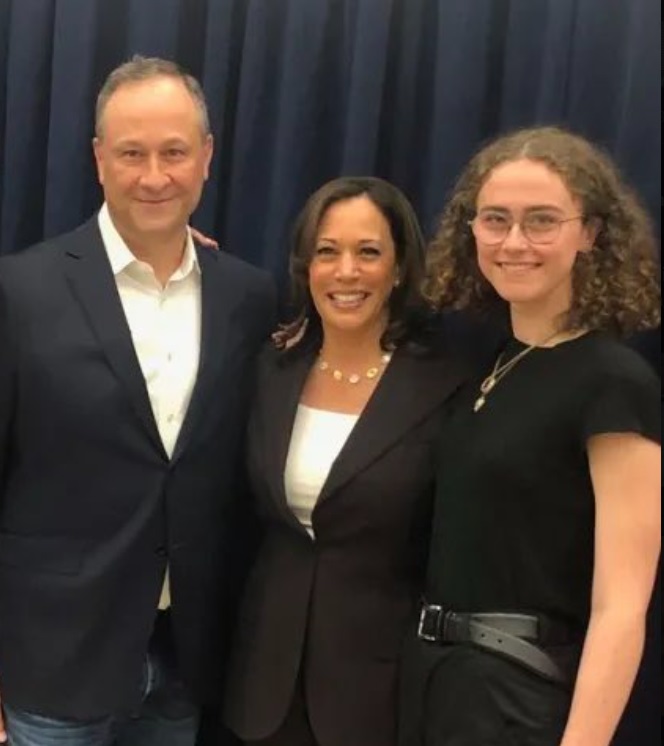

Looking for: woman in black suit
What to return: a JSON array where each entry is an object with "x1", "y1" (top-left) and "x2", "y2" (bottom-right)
[{"x1": 223, "y1": 177, "x2": 467, "y2": 746}]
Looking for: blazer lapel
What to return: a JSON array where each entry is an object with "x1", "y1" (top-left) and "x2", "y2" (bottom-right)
[
  {"x1": 317, "y1": 349, "x2": 467, "y2": 503},
  {"x1": 259, "y1": 349, "x2": 316, "y2": 528},
  {"x1": 171, "y1": 247, "x2": 240, "y2": 462},
  {"x1": 64, "y1": 218, "x2": 164, "y2": 455}
]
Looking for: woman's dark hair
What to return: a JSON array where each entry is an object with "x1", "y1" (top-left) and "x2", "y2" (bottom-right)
[
  {"x1": 276, "y1": 176, "x2": 430, "y2": 352},
  {"x1": 423, "y1": 126, "x2": 660, "y2": 335}
]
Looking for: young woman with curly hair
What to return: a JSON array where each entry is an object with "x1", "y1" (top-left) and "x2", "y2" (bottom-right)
[{"x1": 399, "y1": 126, "x2": 661, "y2": 746}]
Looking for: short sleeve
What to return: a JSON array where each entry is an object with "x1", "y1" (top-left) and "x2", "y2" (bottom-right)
[{"x1": 581, "y1": 364, "x2": 661, "y2": 445}]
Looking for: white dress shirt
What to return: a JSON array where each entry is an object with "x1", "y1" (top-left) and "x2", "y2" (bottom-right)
[{"x1": 98, "y1": 203, "x2": 202, "y2": 608}]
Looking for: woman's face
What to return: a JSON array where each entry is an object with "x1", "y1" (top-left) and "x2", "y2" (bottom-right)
[
  {"x1": 308, "y1": 194, "x2": 398, "y2": 339},
  {"x1": 473, "y1": 158, "x2": 596, "y2": 319}
]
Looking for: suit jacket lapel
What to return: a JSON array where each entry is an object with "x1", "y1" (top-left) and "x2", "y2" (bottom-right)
[
  {"x1": 171, "y1": 247, "x2": 241, "y2": 462},
  {"x1": 258, "y1": 346, "x2": 466, "y2": 527},
  {"x1": 317, "y1": 349, "x2": 466, "y2": 504},
  {"x1": 64, "y1": 218, "x2": 165, "y2": 455},
  {"x1": 260, "y1": 349, "x2": 316, "y2": 528}
]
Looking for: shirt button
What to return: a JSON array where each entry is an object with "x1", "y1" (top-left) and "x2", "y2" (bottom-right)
[{"x1": 167, "y1": 414, "x2": 175, "y2": 423}]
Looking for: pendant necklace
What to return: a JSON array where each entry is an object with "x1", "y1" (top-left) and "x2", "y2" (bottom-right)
[{"x1": 473, "y1": 331, "x2": 558, "y2": 413}]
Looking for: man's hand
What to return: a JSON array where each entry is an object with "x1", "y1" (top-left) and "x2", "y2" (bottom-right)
[{"x1": 190, "y1": 226, "x2": 219, "y2": 250}]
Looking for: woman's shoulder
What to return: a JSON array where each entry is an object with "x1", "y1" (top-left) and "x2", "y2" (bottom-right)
[
  {"x1": 573, "y1": 332, "x2": 659, "y2": 387},
  {"x1": 405, "y1": 311, "x2": 505, "y2": 375},
  {"x1": 256, "y1": 335, "x2": 316, "y2": 374},
  {"x1": 568, "y1": 332, "x2": 661, "y2": 444}
]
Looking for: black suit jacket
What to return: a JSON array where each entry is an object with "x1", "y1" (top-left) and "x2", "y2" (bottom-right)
[
  {"x1": 224, "y1": 343, "x2": 467, "y2": 746},
  {"x1": 0, "y1": 217, "x2": 275, "y2": 719}
]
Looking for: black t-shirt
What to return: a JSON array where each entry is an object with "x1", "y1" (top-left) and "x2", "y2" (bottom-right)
[{"x1": 426, "y1": 331, "x2": 661, "y2": 630}]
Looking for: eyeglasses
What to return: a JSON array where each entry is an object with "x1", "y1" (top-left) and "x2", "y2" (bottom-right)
[{"x1": 469, "y1": 212, "x2": 585, "y2": 245}]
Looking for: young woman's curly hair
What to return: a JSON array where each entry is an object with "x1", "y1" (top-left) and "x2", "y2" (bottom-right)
[{"x1": 423, "y1": 126, "x2": 661, "y2": 335}]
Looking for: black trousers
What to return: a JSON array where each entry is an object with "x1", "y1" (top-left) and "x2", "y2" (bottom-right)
[{"x1": 399, "y1": 637, "x2": 572, "y2": 746}]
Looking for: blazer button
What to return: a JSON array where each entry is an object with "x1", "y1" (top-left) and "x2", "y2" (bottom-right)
[{"x1": 155, "y1": 547, "x2": 168, "y2": 558}]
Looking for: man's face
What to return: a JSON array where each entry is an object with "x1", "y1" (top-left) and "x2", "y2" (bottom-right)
[{"x1": 93, "y1": 76, "x2": 213, "y2": 248}]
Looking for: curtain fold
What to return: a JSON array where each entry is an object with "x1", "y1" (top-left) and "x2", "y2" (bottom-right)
[{"x1": 1, "y1": 0, "x2": 659, "y2": 259}]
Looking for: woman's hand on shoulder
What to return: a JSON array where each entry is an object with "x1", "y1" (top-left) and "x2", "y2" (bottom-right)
[{"x1": 190, "y1": 226, "x2": 219, "y2": 250}]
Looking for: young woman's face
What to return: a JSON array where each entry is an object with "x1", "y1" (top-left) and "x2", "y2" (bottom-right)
[
  {"x1": 473, "y1": 158, "x2": 596, "y2": 318},
  {"x1": 308, "y1": 194, "x2": 398, "y2": 339}
]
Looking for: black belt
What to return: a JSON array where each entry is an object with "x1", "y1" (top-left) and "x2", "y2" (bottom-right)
[{"x1": 417, "y1": 602, "x2": 575, "y2": 685}]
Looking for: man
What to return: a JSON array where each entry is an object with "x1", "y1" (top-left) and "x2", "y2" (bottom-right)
[{"x1": 0, "y1": 56, "x2": 275, "y2": 745}]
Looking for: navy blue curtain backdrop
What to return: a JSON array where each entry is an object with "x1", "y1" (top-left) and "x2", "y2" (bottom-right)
[
  {"x1": 0, "y1": 1, "x2": 660, "y2": 743},
  {"x1": 0, "y1": 1, "x2": 660, "y2": 262}
]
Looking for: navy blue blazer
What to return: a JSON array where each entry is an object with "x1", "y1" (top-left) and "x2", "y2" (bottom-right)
[{"x1": 0, "y1": 217, "x2": 275, "y2": 718}]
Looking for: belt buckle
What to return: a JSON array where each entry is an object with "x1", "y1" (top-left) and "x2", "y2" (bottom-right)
[{"x1": 418, "y1": 603, "x2": 443, "y2": 642}]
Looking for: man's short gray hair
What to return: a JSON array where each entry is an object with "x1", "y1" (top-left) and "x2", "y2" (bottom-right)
[{"x1": 95, "y1": 55, "x2": 210, "y2": 137}]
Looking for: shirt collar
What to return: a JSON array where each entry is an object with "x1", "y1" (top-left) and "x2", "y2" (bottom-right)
[{"x1": 97, "y1": 203, "x2": 200, "y2": 279}]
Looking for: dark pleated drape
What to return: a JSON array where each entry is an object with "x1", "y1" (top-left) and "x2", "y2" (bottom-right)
[{"x1": 0, "y1": 0, "x2": 659, "y2": 258}]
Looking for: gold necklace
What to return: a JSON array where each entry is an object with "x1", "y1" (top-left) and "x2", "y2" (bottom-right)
[
  {"x1": 473, "y1": 332, "x2": 558, "y2": 412},
  {"x1": 318, "y1": 352, "x2": 392, "y2": 385}
]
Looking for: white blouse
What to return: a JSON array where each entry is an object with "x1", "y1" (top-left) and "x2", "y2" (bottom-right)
[{"x1": 284, "y1": 404, "x2": 358, "y2": 538}]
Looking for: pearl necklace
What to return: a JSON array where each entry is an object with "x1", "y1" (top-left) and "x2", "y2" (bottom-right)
[
  {"x1": 473, "y1": 331, "x2": 558, "y2": 412},
  {"x1": 318, "y1": 352, "x2": 392, "y2": 384}
]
